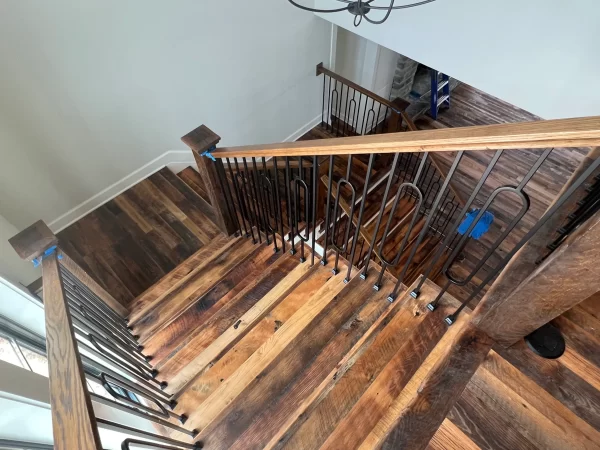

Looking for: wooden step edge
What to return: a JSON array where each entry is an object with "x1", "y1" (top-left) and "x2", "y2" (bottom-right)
[
  {"x1": 187, "y1": 258, "x2": 355, "y2": 433},
  {"x1": 164, "y1": 252, "x2": 319, "y2": 396},
  {"x1": 177, "y1": 166, "x2": 212, "y2": 205},
  {"x1": 156, "y1": 167, "x2": 220, "y2": 228},
  {"x1": 261, "y1": 268, "x2": 413, "y2": 450},
  {"x1": 135, "y1": 237, "x2": 261, "y2": 343},
  {"x1": 128, "y1": 235, "x2": 241, "y2": 324},
  {"x1": 358, "y1": 282, "x2": 490, "y2": 450}
]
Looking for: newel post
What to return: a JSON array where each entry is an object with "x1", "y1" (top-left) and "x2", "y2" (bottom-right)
[
  {"x1": 9, "y1": 220, "x2": 103, "y2": 450},
  {"x1": 182, "y1": 125, "x2": 238, "y2": 236}
]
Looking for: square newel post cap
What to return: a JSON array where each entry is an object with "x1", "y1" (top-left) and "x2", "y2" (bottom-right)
[
  {"x1": 9, "y1": 220, "x2": 58, "y2": 261},
  {"x1": 181, "y1": 125, "x2": 221, "y2": 154}
]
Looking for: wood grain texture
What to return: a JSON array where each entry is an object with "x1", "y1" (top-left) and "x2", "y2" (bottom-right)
[
  {"x1": 182, "y1": 124, "x2": 238, "y2": 236},
  {"x1": 375, "y1": 321, "x2": 493, "y2": 450},
  {"x1": 9, "y1": 219, "x2": 58, "y2": 261},
  {"x1": 227, "y1": 265, "x2": 397, "y2": 450},
  {"x1": 59, "y1": 251, "x2": 128, "y2": 317},
  {"x1": 128, "y1": 234, "x2": 230, "y2": 321},
  {"x1": 42, "y1": 253, "x2": 103, "y2": 450},
  {"x1": 427, "y1": 419, "x2": 481, "y2": 450},
  {"x1": 474, "y1": 208, "x2": 600, "y2": 346},
  {"x1": 132, "y1": 238, "x2": 257, "y2": 342},
  {"x1": 212, "y1": 116, "x2": 600, "y2": 158},
  {"x1": 58, "y1": 166, "x2": 222, "y2": 308},
  {"x1": 186, "y1": 260, "x2": 350, "y2": 433},
  {"x1": 143, "y1": 242, "x2": 284, "y2": 364},
  {"x1": 164, "y1": 250, "x2": 316, "y2": 395}
]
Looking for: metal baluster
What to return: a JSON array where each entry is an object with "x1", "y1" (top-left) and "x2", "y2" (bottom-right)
[
  {"x1": 346, "y1": 154, "x2": 376, "y2": 282},
  {"x1": 327, "y1": 75, "x2": 333, "y2": 131},
  {"x1": 445, "y1": 152, "x2": 600, "y2": 324},
  {"x1": 272, "y1": 157, "x2": 286, "y2": 253},
  {"x1": 215, "y1": 158, "x2": 241, "y2": 236},
  {"x1": 285, "y1": 157, "x2": 296, "y2": 254},
  {"x1": 311, "y1": 156, "x2": 318, "y2": 265},
  {"x1": 321, "y1": 72, "x2": 326, "y2": 126},
  {"x1": 243, "y1": 157, "x2": 263, "y2": 243},
  {"x1": 262, "y1": 157, "x2": 279, "y2": 251},
  {"x1": 360, "y1": 153, "x2": 401, "y2": 279},
  {"x1": 353, "y1": 93, "x2": 364, "y2": 134},
  {"x1": 321, "y1": 155, "x2": 335, "y2": 265},
  {"x1": 331, "y1": 156, "x2": 356, "y2": 274},
  {"x1": 227, "y1": 159, "x2": 253, "y2": 241},
  {"x1": 296, "y1": 156, "x2": 307, "y2": 262},
  {"x1": 411, "y1": 150, "x2": 504, "y2": 299},
  {"x1": 235, "y1": 158, "x2": 258, "y2": 243},
  {"x1": 374, "y1": 154, "x2": 429, "y2": 290},
  {"x1": 341, "y1": 85, "x2": 350, "y2": 136},
  {"x1": 388, "y1": 152, "x2": 464, "y2": 301},
  {"x1": 252, "y1": 157, "x2": 271, "y2": 245}
]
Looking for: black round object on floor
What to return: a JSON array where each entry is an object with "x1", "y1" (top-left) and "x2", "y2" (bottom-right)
[{"x1": 524, "y1": 323, "x2": 565, "y2": 359}]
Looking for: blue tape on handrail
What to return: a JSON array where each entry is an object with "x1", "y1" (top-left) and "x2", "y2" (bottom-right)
[
  {"x1": 201, "y1": 145, "x2": 217, "y2": 161},
  {"x1": 32, "y1": 245, "x2": 62, "y2": 267}
]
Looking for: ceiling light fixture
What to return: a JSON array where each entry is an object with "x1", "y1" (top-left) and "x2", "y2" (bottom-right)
[{"x1": 288, "y1": 0, "x2": 438, "y2": 26}]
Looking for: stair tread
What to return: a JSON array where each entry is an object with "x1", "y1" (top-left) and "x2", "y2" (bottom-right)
[
  {"x1": 131, "y1": 237, "x2": 258, "y2": 341},
  {"x1": 128, "y1": 234, "x2": 233, "y2": 320},
  {"x1": 178, "y1": 166, "x2": 212, "y2": 205},
  {"x1": 154, "y1": 167, "x2": 219, "y2": 231},
  {"x1": 159, "y1": 243, "x2": 315, "y2": 394},
  {"x1": 142, "y1": 241, "x2": 289, "y2": 365}
]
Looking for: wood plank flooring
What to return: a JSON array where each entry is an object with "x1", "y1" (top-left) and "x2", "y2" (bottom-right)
[{"x1": 57, "y1": 166, "x2": 222, "y2": 309}]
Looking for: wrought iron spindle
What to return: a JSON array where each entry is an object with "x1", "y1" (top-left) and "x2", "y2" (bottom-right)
[
  {"x1": 360, "y1": 152, "x2": 401, "y2": 279},
  {"x1": 215, "y1": 158, "x2": 241, "y2": 236},
  {"x1": 293, "y1": 156, "x2": 310, "y2": 262},
  {"x1": 226, "y1": 159, "x2": 251, "y2": 241},
  {"x1": 346, "y1": 154, "x2": 376, "y2": 282},
  {"x1": 235, "y1": 158, "x2": 259, "y2": 243},
  {"x1": 444, "y1": 154, "x2": 600, "y2": 324},
  {"x1": 387, "y1": 152, "x2": 464, "y2": 301},
  {"x1": 243, "y1": 157, "x2": 263, "y2": 243},
  {"x1": 411, "y1": 150, "x2": 504, "y2": 299},
  {"x1": 427, "y1": 149, "x2": 552, "y2": 314},
  {"x1": 373, "y1": 154, "x2": 429, "y2": 290},
  {"x1": 285, "y1": 157, "x2": 296, "y2": 254},
  {"x1": 321, "y1": 155, "x2": 335, "y2": 265},
  {"x1": 331, "y1": 156, "x2": 356, "y2": 274},
  {"x1": 252, "y1": 157, "x2": 271, "y2": 245},
  {"x1": 311, "y1": 156, "x2": 318, "y2": 265},
  {"x1": 272, "y1": 157, "x2": 286, "y2": 253},
  {"x1": 261, "y1": 157, "x2": 279, "y2": 251}
]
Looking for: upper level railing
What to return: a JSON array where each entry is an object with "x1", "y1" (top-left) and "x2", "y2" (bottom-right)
[{"x1": 8, "y1": 222, "x2": 202, "y2": 450}]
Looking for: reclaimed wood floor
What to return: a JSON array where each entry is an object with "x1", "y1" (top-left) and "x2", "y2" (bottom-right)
[
  {"x1": 57, "y1": 166, "x2": 220, "y2": 309},
  {"x1": 130, "y1": 237, "x2": 478, "y2": 449}
]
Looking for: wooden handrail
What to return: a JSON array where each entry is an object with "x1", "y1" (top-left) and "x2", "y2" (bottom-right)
[
  {"x1": 316, "y1": 62, "x2": 404, "y2": 113},
  {"x1": 211, "y1": 116, "x2": 600, "y2": 158},
  {"x1": 9, "y1": 221, "x2": 102, "y2": 450}
]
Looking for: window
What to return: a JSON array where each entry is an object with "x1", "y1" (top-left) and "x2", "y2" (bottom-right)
[{"x1": 0, "y1": 334, "x2": 49, "y2": 377}]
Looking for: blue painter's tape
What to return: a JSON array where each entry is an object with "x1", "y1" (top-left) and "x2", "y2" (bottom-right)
[
  {"x1": 457, "y1": 209, "x2": 494, "y2": 240},
  {"x1": 32, "y1": 245, "x2": 61, "y2": 267},
  {"x1": 201, "y1": 145, "x2": 217, "y2": 161}
]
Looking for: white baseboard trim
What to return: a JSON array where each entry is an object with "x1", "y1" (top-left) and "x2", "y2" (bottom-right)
[
  {"x1": 49, "y1": 150, "x2": 196, "y2": 233},
  {"x1": 283, "y1": 114, "x2": 322, "y2": 143},
  {"x1": 49, "y1": 113, "x2": 323, "y2": 233}
]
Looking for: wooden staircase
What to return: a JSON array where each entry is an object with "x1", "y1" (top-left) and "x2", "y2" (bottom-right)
[{"x1": 127, "y1": 235, "x2": 471, "y2": 449}]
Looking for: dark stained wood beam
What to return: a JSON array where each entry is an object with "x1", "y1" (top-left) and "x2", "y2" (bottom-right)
[
  {"x1": 473, "y1": 207, "x2": 600, "y2": 346},
  {"x1": 182, "y1": 125, "x2": 238, "y2": 236}
]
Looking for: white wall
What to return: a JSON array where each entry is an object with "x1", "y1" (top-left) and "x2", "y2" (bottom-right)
[
  {"x1": 335, "y1": 27, "x2": 399, "y2": 98},
  {"x1": 316, "y1": 0, "x2": 600, "y2": 120},
  {"x1": 0, "y1": 1, "x2": 331, "y2": 231}
]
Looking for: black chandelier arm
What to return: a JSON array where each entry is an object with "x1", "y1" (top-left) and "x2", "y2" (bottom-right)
[
  {"x1": 363, "y1": 0, "x2": 437, "y2": 10},
  {"x1": 360, "y1": 0, "x2": 395, "y2": 25},
  {"x1": 286, "y1": 0, "x2": 350, "y2": 13}
]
